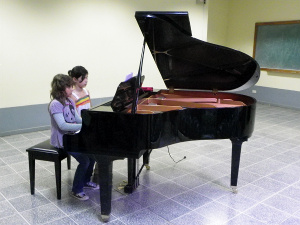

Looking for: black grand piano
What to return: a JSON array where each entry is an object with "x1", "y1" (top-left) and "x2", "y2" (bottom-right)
[{"x1": 64, "y1": 11, "x2": 260, "y2": 222}]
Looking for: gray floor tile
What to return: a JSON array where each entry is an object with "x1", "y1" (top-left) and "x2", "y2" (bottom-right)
[
  {"x1": 147, "y1": 199, "x2": 190, "y2": 221},
  {"x1": 19, "y1": 167, "x2": 54, "y2": 182},
  {"x1": 70, "y1": 206, "x2": 115, "y2": 224},
  {"x1": 0, "y1": 173, "x2": 27, "y2": 189},
  {"x1": 244, "y1": 203, "x2": 290, "y2": 224},
  {"x1": 172, "y1": 190, "x2": 212, "y2": 210},
  {"x1": 0, "y1": 143, "x2": 15, "y2": 151},
  {"x1": 20, "y1": 203, "x2": 66, "y2": 224},
  {"x1": 263, "y1": 194, "x2": 300, "y2": 214},
  {"x1": 195, "y1": 201, "x2": 240, "y2": 223},
  {"x1": 216, "y1": 193, "x2": 258, "y2": 212},
  {"x1": 171, "y1": 173, "x2": 208, "y2": 189},
  {"x1": 2, "y1": 134, "x2": 28, "y2": 143},
  {"x1": 238, "y1": 170, "x2": 263, "y2": 184},
  {"x1": 1, "y1": 153, "x2": 28, "y2": 164},
  {"x1": 0, "y1": 200, "x2": 18, "y2": 218},
  {"x1": 0, "y1": 182, "x2": 31, "y2": 200},
  {"x1": 0, "y1": 159, "x2": 6, "y2": 167},
  {"x1": 251, "y1": 177, "x2": 287, "y2": 192},
  {"x1": 43, "y1": 216, "x2": 78, "y2": 225},
  {"x1": 246, "y1": 158, "x2": 287, "y2": 176},
  {"x1": 150, "y1": 181, "x2": 189, "y2": 198},
  {"x1": 227, "y1": 213, "x2": 267, "y2": 225},
  {"x1": 280, "y1": 217, "x2": 300, "y2": 225},
  {"x1": 268, "y1": 165, "x2": 300, "y2": 184},
  {"x1": 0, "y1": 149, "x2": 23, "y2": 158},
  {"x1": 0, "y1": 213, "x2": 29, "y2": 225},
  {"x1": 40, "y1": 184, "x2": 72, "y2": 202},
  {"x1": 22, "y1": 131, "x2": 48, "y2": 140},
  {"x1": 139, "y1": 171, "x2": 167, "y2": 188},
  {"x1": 0, "y1": 165, "x2": 15, "y2": 177},
  {"x1": 193, "y1": 182, "x2": 230, "y2": 200},
  {"x1": 9, "y1": 160, "x2": 41, "y2": 173},
  {"x1": 170, "y1": 211, "x2": 213, "y2": 225},
  {"x1": 129, "y1": 188, "x2": 168, "y2": 207},
  {"x1": 9, "y1": 192, "x2": 51, "y2": 212},
  {"x1": 54, "y1": 197, "x2": 97, "y2": 215},
  {"x1": 239, "y1": 183, "x2": 275, "y2": 201},
  {"x1": 119, "y1": 208, "x2": 168, "y2": 225},
  {"x1": 111, "y1": 197, "x2": 143, "y2": 218},
  {"x1": 278, "y1": 185, "x2": 300, "y2": 202}
]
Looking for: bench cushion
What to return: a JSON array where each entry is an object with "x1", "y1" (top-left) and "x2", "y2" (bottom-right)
[{"x1": 26, "y1": 139, "x2": 64, "y2": 155}]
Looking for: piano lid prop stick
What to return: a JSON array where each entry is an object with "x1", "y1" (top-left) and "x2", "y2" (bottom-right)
[{"x1": 131, "y1": 37, "x2": 146, "y2": 114}]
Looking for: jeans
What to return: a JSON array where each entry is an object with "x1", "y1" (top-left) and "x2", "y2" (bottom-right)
[{"x1": 68, "y1": 152, "x2": 95, "y2": 194}]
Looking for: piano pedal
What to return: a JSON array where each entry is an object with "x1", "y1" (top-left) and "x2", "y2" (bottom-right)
[
  {"x1": 145, "y1": 164, "x2": 150, "y2": 170},
  {"x1": 117, "y1": 180, "x2": 128, "y2": 190},
  {"x1": 231, "y1": 186, "x2": 238, "y2": 194}
]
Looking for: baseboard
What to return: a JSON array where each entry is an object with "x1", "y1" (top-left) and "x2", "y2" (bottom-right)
[
  {"x1": 0, "y1": 97, "x2": 112, "y2": 137},
  {"x1": 235, "y1": 85, "x2": 300, "y2": 110}
]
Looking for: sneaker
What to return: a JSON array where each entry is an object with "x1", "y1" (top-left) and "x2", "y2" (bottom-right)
[
  {"x1": 84, "y1": 181, "x2": 99, "y2": 190},
  {"x1": 71, "y1": 192, "x2": 89, "y2": 200}
]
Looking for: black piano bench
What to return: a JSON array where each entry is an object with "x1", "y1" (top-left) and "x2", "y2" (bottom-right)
[{"x1": 26, "y1": 139, "x2": 71, "y2": 200}]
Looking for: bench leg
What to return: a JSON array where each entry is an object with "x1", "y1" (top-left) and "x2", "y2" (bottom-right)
[
  {"x1": 54, "y1": 159, "x2": 62, "y2": 200},
  {"x1": 28, "y1": 153, "x2": 35, "y2": 195}
]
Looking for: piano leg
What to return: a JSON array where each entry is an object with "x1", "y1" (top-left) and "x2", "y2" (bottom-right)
[
  {"x1": 93, "y1": 155, "x2": 122, "y2": 222},
  {"x1": 230, "y1": 137, "x2": 247, "y2": 193}
]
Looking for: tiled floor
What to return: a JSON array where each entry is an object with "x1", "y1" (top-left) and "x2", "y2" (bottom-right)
[{"x1": 0, "y1": 103, "x2": 300, "y2": 225}]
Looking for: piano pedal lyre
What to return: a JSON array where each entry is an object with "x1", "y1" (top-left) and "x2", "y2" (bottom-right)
[
  {"x1": 231, "y1": 186, "x2": 238, "y2": 194},
  {"x1": 117, "y1": 180, "x2": 128, "y2": 190}
]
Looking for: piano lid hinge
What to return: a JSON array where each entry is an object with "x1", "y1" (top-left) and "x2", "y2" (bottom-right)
[
  {"x1": 212, "y1": 88, "x2": 218, "y2": 95},
  {"x1": 168, "y1": 87, "x2": 175, "y2": 94}
]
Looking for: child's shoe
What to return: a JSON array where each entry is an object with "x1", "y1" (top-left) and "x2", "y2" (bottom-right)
[
  {"x1": 84, "y1": 181, "x2": 99, "y2": 190},
  {"x1": 71, "y1": 191, "x2": 89, "y2": 200}
]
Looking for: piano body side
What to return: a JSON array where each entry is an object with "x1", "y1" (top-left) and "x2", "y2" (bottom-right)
[
  {"x1": 64, "y1": 89, "x2": 256, "y2": 154},
  {"x1": 148, "y1": 90, "x2": 256, "y2": 149}
]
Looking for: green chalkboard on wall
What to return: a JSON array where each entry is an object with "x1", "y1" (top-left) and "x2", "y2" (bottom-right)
[{"x1": 253, "y1": 20, "x2": 300, "y2": 74}]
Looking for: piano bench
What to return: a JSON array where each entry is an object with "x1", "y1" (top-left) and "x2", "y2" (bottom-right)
[{"x1": 26, "y1": 139, "x2": 71, "y2": 200}]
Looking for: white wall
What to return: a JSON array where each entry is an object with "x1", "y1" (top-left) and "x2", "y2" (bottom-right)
[
  {"x1": 226, "y1": 0, "x2": 300, "y2": 91},
  {"x1": 0, "y1": 0, "x2": 206, "y2": 108},
  {"x1": 206, "y1": 0, "x2": 229, "y2": 46}
]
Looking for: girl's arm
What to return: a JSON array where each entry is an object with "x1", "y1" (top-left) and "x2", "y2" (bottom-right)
[
  {"x1": 53, "y1": 113, "x2": 81, "y2": 132},
  {"x1": 74, "y1": 106, "x2": 82, "y2": 123}
]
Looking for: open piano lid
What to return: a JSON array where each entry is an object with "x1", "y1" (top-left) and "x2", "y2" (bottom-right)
[{"x1": 135, "y1": 11, "x2": 260, "y2": 92}]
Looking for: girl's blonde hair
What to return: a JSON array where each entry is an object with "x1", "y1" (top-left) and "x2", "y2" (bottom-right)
[{"x1": 50, "y1": 74, "x2": 74, "y2": 105}]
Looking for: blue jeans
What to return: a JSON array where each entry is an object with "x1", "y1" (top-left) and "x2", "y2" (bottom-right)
[{"x1": 68, "y1": 152, "x2": 95, "y2": 193}]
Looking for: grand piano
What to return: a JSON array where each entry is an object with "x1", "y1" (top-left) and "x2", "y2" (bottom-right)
[{"x1": 64, "y1": 11, "x2": 260, "y2": 222}]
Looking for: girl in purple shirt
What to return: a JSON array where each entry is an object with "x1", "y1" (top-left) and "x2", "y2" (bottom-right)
[{"x1": 49, "y1": 74, "x2": 98, "y2": 200}]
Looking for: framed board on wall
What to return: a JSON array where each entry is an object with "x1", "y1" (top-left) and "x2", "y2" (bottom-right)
[{"x1": 253, "y1": 20, "x2": 300, "y2": 74}]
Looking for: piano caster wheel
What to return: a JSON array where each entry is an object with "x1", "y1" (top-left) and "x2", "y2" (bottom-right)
[
  {"x1": 231, "y1": 186, "x2": 238, "y2": 194},
  {"x1": 145, "y1": 164, "x2": 150, "y2": 170},
  {"x1": 101, "y1": 215, "x2": 110, "y2": 222}
]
